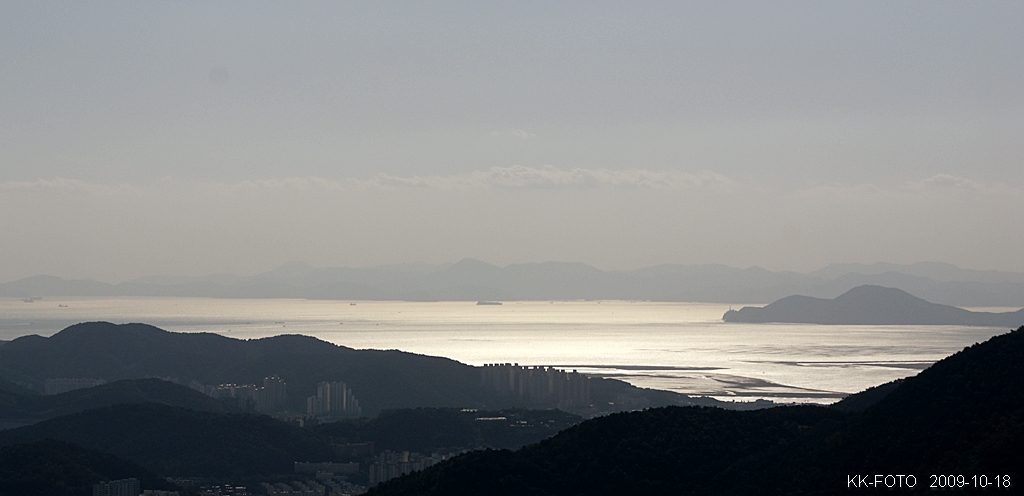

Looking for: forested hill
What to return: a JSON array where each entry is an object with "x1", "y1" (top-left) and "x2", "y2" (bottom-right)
[
  {"x1": 0, "y1": 439, "x2": 177, "y2": 496},
  {"x1": 367, "y1": 326, "x2": 1024, "y2": 495},
  {"x1": 0, "y1": 378, "x2": 239, "y2": 421},
  {"x1": 723, "y1": 285, "x2": 1024, "y2": 326},
  {"x1": 0, "y1": 322, "x2": 723, "y2": 416},
  {"x1": 0, "y1": 322, "x2": 486, "y2": 415},
  {"x1": 0, "y1": 403, "x2": 332, "y2": 478}
]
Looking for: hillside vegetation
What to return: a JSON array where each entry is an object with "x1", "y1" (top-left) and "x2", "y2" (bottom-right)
[
  {"x1": 0, "y1": 322, "x2": 736, "y2": 416},
  {"x1": 369, "y1": 326, "x2": 1024, "y2": 495}
]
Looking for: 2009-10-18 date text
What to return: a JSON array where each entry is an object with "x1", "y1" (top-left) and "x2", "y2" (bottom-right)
[
  {"x1": 847, "y1": 474, "x2": 1012, "y2": 489},
  {"x1": 931, "y1": 474, "x2": 1012, "y2": 489}
]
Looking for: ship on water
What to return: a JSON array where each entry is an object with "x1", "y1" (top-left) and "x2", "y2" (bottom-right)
[{"x1": 476, "y1": 301, "x2": 502, "y2": 305}]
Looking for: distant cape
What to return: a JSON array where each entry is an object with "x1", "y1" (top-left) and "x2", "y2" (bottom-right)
[{"x1": 722, "y1": 285, "x2": 1024, "y2": 326}]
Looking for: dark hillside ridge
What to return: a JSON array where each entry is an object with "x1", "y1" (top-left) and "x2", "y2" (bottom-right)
[
  {"x1": 0, "y1": 439, "x2": 175, "y2": 496},
  {"x1": 0, "y1": 377, "x2": 37, "y2": 396},
  {"x1": 0, "y1": 322, "x2": 728, "y2": 416},
  {"x1": 367, "y1": 326, "x2": 1024, "y2": 495},
  {"x1": 723, "y1": 285, "x2": 1024, "y2": 326},
  {"x1": 0, "y1": 402, "x2": 333, "y2": 478},
  {"x1": 0, "y1": 322, "x2": 485, "y2": 415},
  {"x1": 0, "y1": 378, "x2": 239, "y2": 422},
  {"x1": 6, "y1": 259, "x2": 1024, "y2": 306},
  {"x1": 837, "y1": 326, "x2": 1024, "y2": 474},
  {"x1": 829, "y1": 378, "x2": 903, "y2": 412},
  {"x1": 0, "y1": 405, "x2": 585, "y2": 481},
  {"x1": 312, "y1": 407, "x2": 584, "y2": 453}
]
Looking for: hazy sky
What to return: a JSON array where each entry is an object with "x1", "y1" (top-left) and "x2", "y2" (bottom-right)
[{"x1": 2, "y1": 2, "x2": 1022, "y2": 282}]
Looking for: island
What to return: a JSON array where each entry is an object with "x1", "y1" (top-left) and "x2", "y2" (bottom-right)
[{"x1": 722, "y1": 285, "x2": 1024, "y2": 326}]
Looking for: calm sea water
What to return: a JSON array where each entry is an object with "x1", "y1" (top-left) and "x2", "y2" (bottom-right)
[{"x1": 0, "y1": 297, "x2": 1010, "y2": 404}]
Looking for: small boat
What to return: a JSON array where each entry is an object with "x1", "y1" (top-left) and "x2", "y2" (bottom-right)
[{"x1": 476, "y1": 301, "x2": 502, "y2": 305}]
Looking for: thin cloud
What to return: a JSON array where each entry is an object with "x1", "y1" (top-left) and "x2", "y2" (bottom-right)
[
  {"x1": 789, "y1": 174, "x2": 1022, "y2": 200},
  {"x1": 909, "y1": 174, "x2": 982, "y2": 191},
  {"x1": 905, "y1": 174, "x2": 1020, "y2": 195},
  {"x1": 209, "y1": 166, "x2": 737, "y2": 193}
]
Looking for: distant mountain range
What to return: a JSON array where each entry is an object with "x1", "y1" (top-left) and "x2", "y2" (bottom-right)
[
  {"x1": 4, "y1": 260, "x2": 1024, "y2": 306},
  {"x1": 723, "y1": 285, "x2": 1024, "y2": 326}
]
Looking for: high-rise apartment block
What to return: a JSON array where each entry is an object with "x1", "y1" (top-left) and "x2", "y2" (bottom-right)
[
  {"x1": 305, "y1": 381, "x2": 361, "y2": 417},
  {"x1": 480, "y1": 364, "x2": 590, "y2": 409},
  {"x1": 188, "y1": 376, "x2": 287, "y2": 412},
  {"x1": 256, "y1": 376, "x2": 287, "y2": 412}
]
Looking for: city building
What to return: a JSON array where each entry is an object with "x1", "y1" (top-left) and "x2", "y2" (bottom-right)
[
  {"x1": 305, "y1": 381, "x2": 361, "y2": 417},
  {"x1": 93, "y1": 478, "x2": 139, "y2": 496},
  {"x1": 196, "y1": 484, "x2": 249, "y2": 495},
  {"x1": 480, "y1": 363, "x2": 590, "y2": 408},
  {"x1": 188, "y1": 376, "x2": 288, "y2": 412},
  {"x1": 368, "y1": 449, "x2": 465, "y2": 486},
  {"x1": 257, "y1": 376, "x2": 287, "y2": 412},
  {"x1": 259, "y1": 481, "x2": 325, "y2": 496}
]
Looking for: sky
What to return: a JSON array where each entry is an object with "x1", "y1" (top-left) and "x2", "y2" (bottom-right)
[{"x1": 1, "y1": 2, "x2": 1022, "y2": 283}]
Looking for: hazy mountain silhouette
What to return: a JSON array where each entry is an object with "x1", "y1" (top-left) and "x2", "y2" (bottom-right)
[
  {"x1": 366, "y1": 326, "x2": 1024, "y2": 495},
  {"x1": 723, "y1": 285, "x2": 1024, "y2": 326},
  {"x1": 6, "y1": 260, "x2": 1024, "y2": 306}
]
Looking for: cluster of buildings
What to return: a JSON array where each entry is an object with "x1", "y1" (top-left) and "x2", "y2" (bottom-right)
[
  {"x1": 480, "y1": 363, "x2": 591, "y2": 409},
  {"x1": 305, "y1": 381, "x2": 362, "y2": 418},
  {"x1": 259, "y1": 481, "x2": 325, "y2": 496},
  {"x1": 93, "y1": 479, "x2": 177, "y2": 496},
  {"x1": 195, "y1": 484, "x2": 249, "y2": 495},
  {"x1": 189, "y1": 376, "x2": 287, "y2": 412},
  {"x1": 293, "y1": 462, "x2": 366, "y2": 495},
  {"x1": 319, "y1": 478, "x2": 367, "y2": 496},
  {"x1": 368, "y1": 449, "x2": 464, "y2": 486},
  {"x1": 93, "y1": 479, "x2": 139, "y2": 496},
  {"x1": 45, "y1": 377, "x2": 106, "y2": 395}
]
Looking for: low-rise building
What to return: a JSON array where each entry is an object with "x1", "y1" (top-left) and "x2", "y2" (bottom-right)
[{"x1": 93, "y1": 478, "x2": 139, "y2": 496}]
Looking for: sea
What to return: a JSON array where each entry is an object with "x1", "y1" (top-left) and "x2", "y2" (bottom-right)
[{"x1": 0, "y1": 297, "x2": 1012, "y2": 404}]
